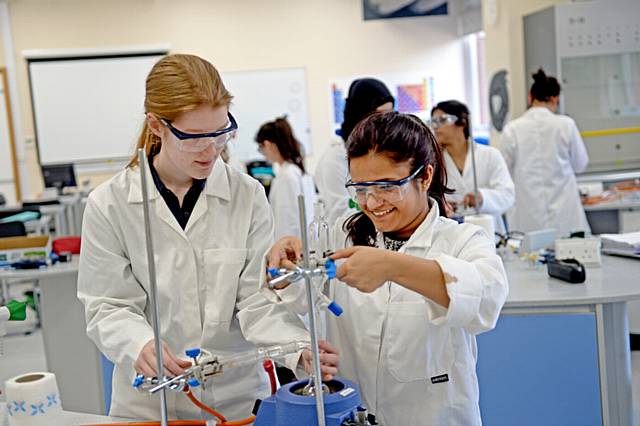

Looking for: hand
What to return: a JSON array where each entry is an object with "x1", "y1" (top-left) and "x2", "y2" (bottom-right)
[
  {"x1": 463, "y1": 192, "x2": 483, "y2": 209},
  {"x1": 134, "y1": 339, "x2": 192, "y2": 378},
  {"x1": 267, "y1": 237, "x2": 302, "y2": 271},
  {"x1": 300, "y1": 340, "x2": 340, "y2": 381},
  {"x1": 267, "y1": 237, "x2": 302, "y2": 289},
  {"x1": 330, "y1": 246, "x2": 390, "y2": 293}
]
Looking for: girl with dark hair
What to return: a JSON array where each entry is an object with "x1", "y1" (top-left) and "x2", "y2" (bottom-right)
[
  {"x1": 256, "y1": 116, "x2": 317, "y2": 239},
  {"x1": 315, "y1": 78, "x2": 394, "y2": 225},
  {"x1": 265, "y1": 111, "x2": 508, "y2": 425},
  {"x1": 430, "y1": 100, "x2": 514, "y2": 234},
  {"x1": 498, "y1": 68, "x2": 590, "y2": 236}
]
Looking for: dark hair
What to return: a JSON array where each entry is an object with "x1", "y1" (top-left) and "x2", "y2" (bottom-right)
[
  {"x1": 530, "y1": 68, "x2": 561, "y2": 102},
  {"x1": 340, "y1": 78, "x2": 394, "y2": 143},
  {"x1": 343, "y1": 111, "x2": 453, "y2": 247},
  {"x1": 431, "y1": 100, "x2": 471, "y2": 139},
  {"x1": 256, "y1": 116, "x2": 306, "y2": 173}
]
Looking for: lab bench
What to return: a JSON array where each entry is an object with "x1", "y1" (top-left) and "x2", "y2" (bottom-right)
[
  {"x1": 477, "y1": 255, "x2": 640, "y2": 426},
  {"x1": 3, "y1": 256, "x2": 639, "y2": 425}
]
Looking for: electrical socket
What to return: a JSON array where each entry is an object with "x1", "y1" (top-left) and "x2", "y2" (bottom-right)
[
  {"x1": 521, "y1": 228, "x2": 556, "y2": 254},
  {"x1": 555, "y1": 237, "x2": 602, "y2": 267}
]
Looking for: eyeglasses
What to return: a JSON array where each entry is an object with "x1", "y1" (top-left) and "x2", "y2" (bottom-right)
[
  {"x1": 427, "y1": 114, "x2": 457, "y2": 129},
  {"x1": 345, "y1": 165, "x2": 425, "y2": 205},
  {"x1": 160, "y1": 112, "x2": 238, "y2": 153}
]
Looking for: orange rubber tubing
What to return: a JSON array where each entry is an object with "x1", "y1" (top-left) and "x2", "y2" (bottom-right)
[
  {"x1": 185, "y1": 390, "x2": 256, "y2": 425},
  {"x1": 185, "y1": 390, "x2": 226, "y2": 422},
  {"x1": 81, "y1": 387, "x2": 256, "y2": 426},
  {"x1": 80, "y1": 421, "x2": 205, "y2": 426}
]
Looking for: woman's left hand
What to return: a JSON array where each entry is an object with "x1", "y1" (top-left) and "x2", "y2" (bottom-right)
[
  {"x1": 330, "y1": 246, "x2": 390, "y2": 293},
  {"x1": 300, "y1": 340, "x2": 340, "y2": 381},
  {"x1": 463, "y1": 191, "x2": 483, "y2": 208}
]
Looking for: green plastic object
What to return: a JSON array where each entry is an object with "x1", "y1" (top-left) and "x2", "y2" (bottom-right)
[
  {"x1": 5, "y1": 300, "x2": 27, "y2": 321},
  {"x1": 348, "y1": 198, "x2": 362, "y2": 211}
]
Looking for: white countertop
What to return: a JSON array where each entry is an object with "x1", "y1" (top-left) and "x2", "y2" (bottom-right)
[
  {"x1": 0, "y1": 258, "x2": 79, "y2": 280},
  {"x1": 0, "y1": 401, "x2": 132, "y2": 425},
  {"x1": 2, "y1": 255, "x2": 638, "y2": 308},
  {"x1": 504, "y1": 255, "x2": 640, "y2": 307},
  {"x1": 583, "y1": 198, "x2": 640, "y2": 211}
]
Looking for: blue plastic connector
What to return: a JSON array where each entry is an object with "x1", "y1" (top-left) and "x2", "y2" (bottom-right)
[
  {"x1": 327, "y1": 301, "x2": 343, "y2": 317},
  {"x1": 132, "y1": 374, "x2": 145, "y2": 388},
  {"x1": 324, "y1": 259, "x2": 337, "y2": 279},
  {"x1": 267, "y1": 268, "x2": 280, "y2": 277},
  {"x1": 188, "y1": 378, "x2": 200, "y2": 388},
  {"x1": 185, "y1": 348, "x2": 201, "y2": 359}
]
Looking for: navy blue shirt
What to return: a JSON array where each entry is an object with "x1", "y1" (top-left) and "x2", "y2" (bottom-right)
[{"x1": 148, "y1": 157, "x2": 206, "y2": 230}]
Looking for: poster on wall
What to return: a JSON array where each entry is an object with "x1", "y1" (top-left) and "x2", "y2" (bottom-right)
[
  {"x1": 330, "y1": 72, "x2": 437, "y2": 135},
  {"x1": 363, "y1": 0, "x2": 448, "y2": 20}
]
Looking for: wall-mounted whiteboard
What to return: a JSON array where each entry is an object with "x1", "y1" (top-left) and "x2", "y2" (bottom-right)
[
  {"x1": 27, "y1": 50, "x2": 166, "y2": 165},
  {"x1": 221, "y1": 68, "x2": 311, "y2": 163}
]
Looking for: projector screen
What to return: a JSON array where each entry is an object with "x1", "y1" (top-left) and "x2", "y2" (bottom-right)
[{"x1": 28, "y1": 52, "x2": 165, "y2": 165}]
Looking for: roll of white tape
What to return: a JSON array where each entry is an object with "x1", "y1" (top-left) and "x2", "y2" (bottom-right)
[
  {"x1": 4, "y1": 372, "x2": 63, "y2": 426},
  {"x1": 464, "y1": 214, "x2": 496, "y2": 243}
]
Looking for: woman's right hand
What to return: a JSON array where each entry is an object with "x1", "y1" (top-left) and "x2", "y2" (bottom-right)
[{"x1": 134, "y1": 339, "x2": 192, "y2": 378}]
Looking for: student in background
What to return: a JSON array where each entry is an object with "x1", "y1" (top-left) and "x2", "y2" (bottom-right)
[
  {"x1": 498, "y1": 69, "x2": 590, "y2": 236},
  {"x1": 266, "y1": 112, "x2": 508, "y2": 425},
  {"x1": 256, "y1": 116, "x2": 317, "y2": 239},
  {"x1": 430, "y1": 100, "x2": 514, "y2": 234},
  {"x1": 78, "y1": 54, "x2": 336, "y2": 421},
  {"x1": 315, "y1": 78, "x2": 394, "y2": 225}
]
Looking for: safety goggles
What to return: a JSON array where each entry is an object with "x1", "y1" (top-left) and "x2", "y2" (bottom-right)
[
  {"x1": 160, "y1": 113, "x2": 238, "y2": 153},
  {"x1": 345, "y1": 165, "x2": 425, "y2": 205},
  {"x1": 427, "y1": 113, "x2": 457, "y2": 129}
]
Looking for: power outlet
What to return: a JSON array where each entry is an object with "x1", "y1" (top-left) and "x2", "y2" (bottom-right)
[
  {"x1": 521, "y1": 228, "x2": 557, "y2": 254},
  {"x1": 555, "y1": 237, "x2": 602, "y2": 267}
]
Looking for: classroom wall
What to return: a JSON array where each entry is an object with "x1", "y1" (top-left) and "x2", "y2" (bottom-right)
[
  {"x1": 481, "y1": 0, "x2": 569, "y2": 143},
  {"x1": 4, "y1": 0, "x2": 467, "y2": 197}
]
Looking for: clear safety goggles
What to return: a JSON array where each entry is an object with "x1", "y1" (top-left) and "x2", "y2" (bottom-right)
[
  {"x1": 427, "y1": 113, "x2": 457, "y2": 129},
  {"x1": 345, "y1": 165, "x2": 425, "y2": 205},
  {"x1": 160, "y1": 112, "x2": 238, "y2": 153}
]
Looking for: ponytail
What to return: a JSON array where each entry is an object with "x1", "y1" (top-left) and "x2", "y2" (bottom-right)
[{"x1": 256, "y1": 116, "x2": 306, "y2": 174}]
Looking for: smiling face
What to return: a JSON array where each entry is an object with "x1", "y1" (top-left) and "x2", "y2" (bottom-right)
[
  {"x1": 349, "y1": 152, "x2": 433, "y2": 238},
  {"x1": 148, "y1": 103, "x2": 229, "y2": 181}
]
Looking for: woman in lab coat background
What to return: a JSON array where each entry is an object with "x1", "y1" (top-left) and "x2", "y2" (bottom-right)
[
  {"x1": 430, "y1": 100, "x2": 514, "y2": 234},
  {"x1": 498, "y1": 68, "x2": 590, "y2": 237},
  {"x1": 255, "y1": 116, "x2": 317, "y2": 239},
  {"x1": 266, "y1": 112, "x2": 508, "y2": 425},
  {"x1": 314, "y1": 78, "x2": 394, "y2": 225},
  {"x1": 78, "y1": 54, "x2": 337, "y2": 421}
]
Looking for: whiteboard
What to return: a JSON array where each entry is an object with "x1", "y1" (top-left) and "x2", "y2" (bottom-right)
[
  {"x1": 221, "y1": 68, "x2": 311, "y2": 163},
  {"x1": 28, "y1": 54, "x2": 165, "y2": 165}
]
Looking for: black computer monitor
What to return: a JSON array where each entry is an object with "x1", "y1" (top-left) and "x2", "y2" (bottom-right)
[{"x1": 41, "y1": 164, "x2": 77, "y2": 194}]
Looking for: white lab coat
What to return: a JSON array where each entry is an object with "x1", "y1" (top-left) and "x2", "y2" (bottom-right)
[
  {"x1": 314, "y1": 138, "x2": 358, "y2": 226},
  {"x1": 269, "y1": 162, "x2": 317, "y2": 240},
  {"x1": 443, "y1": 142, "x2": 515, "y2": 235},
  {"x1": 78, "y1": 159, "x2": 308, "y2": 420},
  {"x1": 265, "y1": 201, "x2": 509, "y2": 425},
  {"x1": 498, "y1": 107, "x2": 590, "y2": 236}
]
